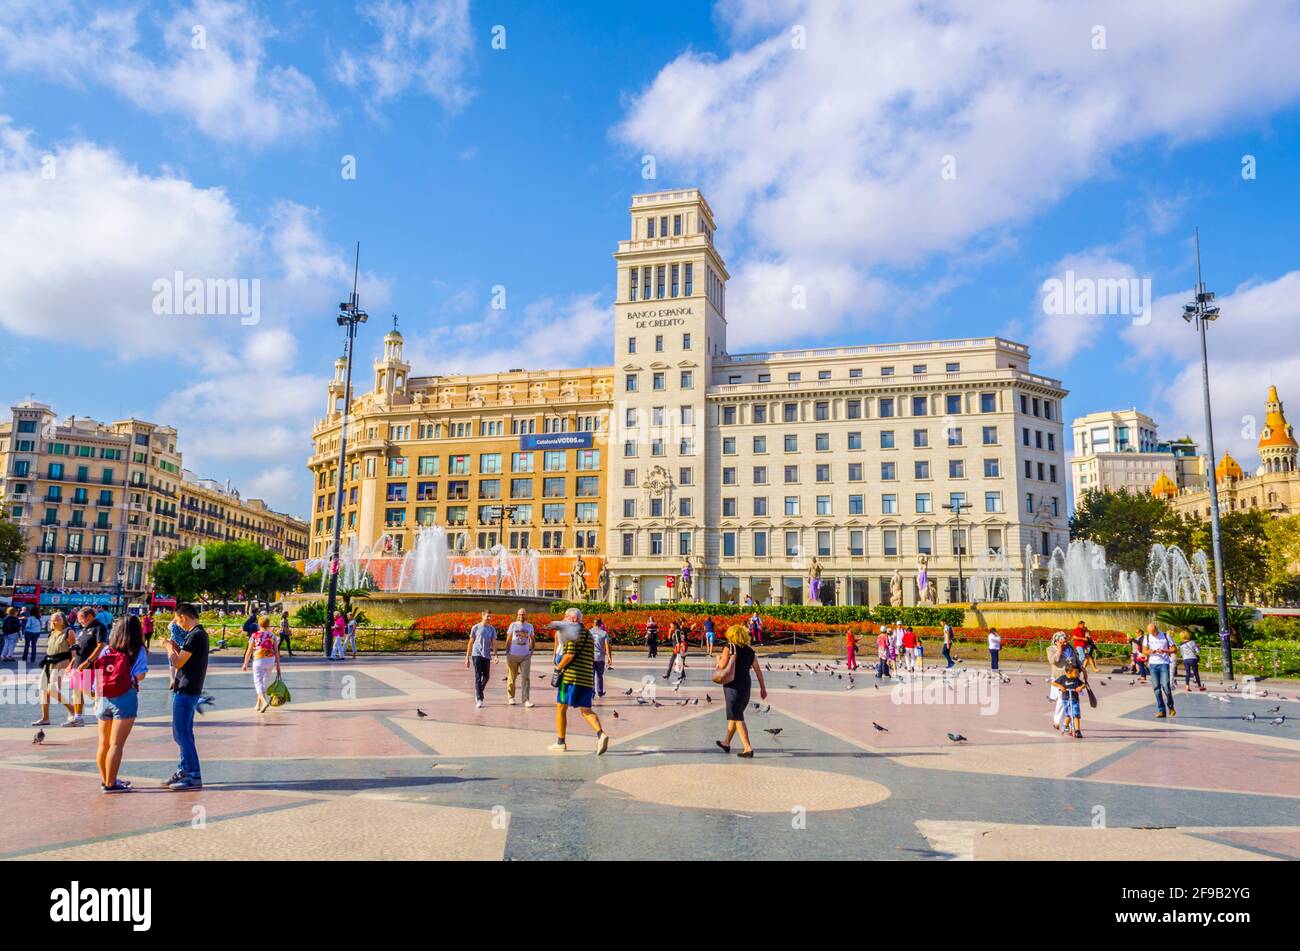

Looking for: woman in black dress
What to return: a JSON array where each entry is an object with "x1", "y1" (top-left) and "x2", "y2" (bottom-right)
[{"x1": 714, "y1": 624, "x2": 767, "y2": 758}]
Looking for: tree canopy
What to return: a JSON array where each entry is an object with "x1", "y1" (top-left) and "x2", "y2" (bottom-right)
[
  {"x1": 0, "y1": 512, "x2": 26, "y2": 575},
  {"x1": 150, "y1": 540, "x2": 302, "y2": 604}
]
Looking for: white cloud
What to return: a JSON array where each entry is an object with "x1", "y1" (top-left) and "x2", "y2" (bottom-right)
[
  {"x1": 614, "y1": 0, "x2": 1300, "y2": 349},
  {"x1": 0, "y1": 120, "x2": 256, "y2": 355},
  {"x1": 1027, "y1": 251, "x2": 1147, "y2": 367},
  {"x1": 333, "y1": 0, "x2": 474, "y2": 113},
  {"x1": 243, "y1": 465, "x2": 299, "y2": 509},
  {"x1": 161, "y1": 329, "x2": 325, "y2": 468},
  {"x1": 405, "y1": 292, "x2": 611, "y2": 375},
  {"x1": 0, "y1": 0, "x2": 330, "y2": 146},
  {"x1": 1121, "y1": 270, "x2": 1300, "y2": 472}
]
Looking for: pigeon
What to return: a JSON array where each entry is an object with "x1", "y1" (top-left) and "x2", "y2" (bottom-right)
[
  {"x1": 1272, "y1": 716, "x2": 1287, "y2": 726},
  {"x1": 1024, "y1": 679, "x2": 1032, "y2": 685},
  {"x1": 416, "y1": 709, "x2": 428, "y2": 719},
  {"x1": 1243, "y1": 712, "x2": 1256, "y2": 722},
  {"x1": 1266, "y1": 706, "x2": 1281, "y2": 714},
  {"x1": 612, "y1": 710, "x2": 619, "y2": 719},
  {"x1": 33, "y1": 729, "x2": 45, "y2": 745},
  {"x1": 762, "y1": 705, "x2": 770, "y2": 714},
  {"x1": 872, "y1": 722, "x2": 888, "y2": 732},
  {"x1": 195, "y1": 695, "x2": 216, "y2": 716},
  {"x1": 946, "y1": 733, "x2": 968, "y2": 743},
  {"x1": 652, "y1": 700, "x2": 664, "y2": 708},
  {"x1": 752, "y1": 702, "x2": 760, "y2": 710},
  {"x1": 706, "y1": 694, "x2": 713, "y2": 703},
  {"x1": 693, "y1": 699, "x2": 699, "y2": 705},
  {"x1": 636, "y1": 698, "x2": 648, "y2": 705},
  {"x1": 624, "y1": 688, "x2": 633, "y2": 696},
  {"x1": 764, "y1": 728, "x2": 783, "y2": 736}
]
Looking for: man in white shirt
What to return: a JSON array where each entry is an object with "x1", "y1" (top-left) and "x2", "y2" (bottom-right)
[
  {"x1": 987, "y1": 628, "x2": 1002, "y2": 671},
  {"x1": 1143, "y1": 623, "x2": 1177, "y2": 718},
  {"x1": 505, "y1": 609, "x2": 535, "y2": 707}
]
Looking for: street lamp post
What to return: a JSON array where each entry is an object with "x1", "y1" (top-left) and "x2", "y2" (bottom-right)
[
  {"x1": 1182, "y1": 229, "x2": 1233, "y2": 681},
  {"x1": 942, "y1": 500, "x2": 972, "y2": 602},
  {"x1": 324, "y1": 244, "x2": 367, "y2": 658}
]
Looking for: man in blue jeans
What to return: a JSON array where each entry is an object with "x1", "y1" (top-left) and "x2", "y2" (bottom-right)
[
  {"x1": 161, "y1": 603, "x2": 209, "y2": 790},
  {"x1": 1144, "y1": 622, "x2": 1177, "y2": 719}
]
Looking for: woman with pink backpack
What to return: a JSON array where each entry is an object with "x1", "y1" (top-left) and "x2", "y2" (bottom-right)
[{"x1": 241, "y1": 614, "x2": 283, "y2": 713}]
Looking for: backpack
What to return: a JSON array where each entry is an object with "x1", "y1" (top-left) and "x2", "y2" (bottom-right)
[{"x1": 96, "y1": 648, "x2": 136, "y2": 699}]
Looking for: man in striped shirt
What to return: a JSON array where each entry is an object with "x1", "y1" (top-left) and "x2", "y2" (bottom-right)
[{"x1": 547, "y1": 608, "x2": 610, "y2": 754}]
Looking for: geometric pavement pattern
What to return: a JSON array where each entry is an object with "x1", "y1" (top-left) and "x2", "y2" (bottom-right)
[{"x1": 2, "y1": 649, "x2": 1297, "y2": 861}]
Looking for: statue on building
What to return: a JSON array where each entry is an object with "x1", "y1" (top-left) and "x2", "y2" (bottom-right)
[
  {"x1": 597, "y1": 562, "x2": 610, "y2": 601},
  {"x1": 679, "y1": 556, "x2": 693, "y2": 601},
  {"x1": 568, "y1": 555, "x2": 588, "y2": 601},
  {"x1": 916, "y1": 553, "x2": 933, "y2": 605},
  {"x1": 890, "y1": 568, "x2": 903, "y2": 607},
  {"x1": 807, "y1": 557, "x2": 823, "y2": 603}
]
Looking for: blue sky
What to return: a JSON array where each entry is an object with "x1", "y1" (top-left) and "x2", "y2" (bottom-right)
[{"x1": 3, "y1": 0, "x2": 1300, "y2": 519}]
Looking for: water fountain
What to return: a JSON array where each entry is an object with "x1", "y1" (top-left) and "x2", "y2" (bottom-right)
[
  {"x1": 291, "y1": 525, "x2": 556, "y2": 622},
  {"x1": 968, "y1": 538, "x2": 1217, "y2": 633}
]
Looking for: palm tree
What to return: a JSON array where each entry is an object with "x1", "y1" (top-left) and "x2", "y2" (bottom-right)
[{"x1": 337, "y1": 587, "x2": 370, "y2": 618}]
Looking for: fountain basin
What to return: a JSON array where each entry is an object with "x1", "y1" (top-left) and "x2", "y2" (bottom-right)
[
  {"x1": 965, "y1": 601, "x2": 1200, "y2": 633},
  {"x1": 283, "y1": 591, "x2": 554, "y2": 623}
]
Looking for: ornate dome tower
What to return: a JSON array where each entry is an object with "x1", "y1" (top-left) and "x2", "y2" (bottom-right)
[
  {"x1": 374, "y1": 317, "x2": 410, "y2": 404},
  {"x1": 1151, "y1": 469, "x2": 1178, "y2": 500},
  {"x1": 1257, "y1": 385, "x2": 1298, "y2": 474},
  {"x1": 1216, "y1": 450, "x2": 1244, "y2": 484}
]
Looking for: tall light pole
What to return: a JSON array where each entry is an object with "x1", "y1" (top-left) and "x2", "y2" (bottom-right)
[
  {"x1": 1182, "y1": 229, "x2": 1233, "y2": 680},
  {"x1": 942, "y1": 499, "x2": 972, "y2": 602},
  {"x1": 324, "y1": 244, "x2": 367, "y2": 657}
]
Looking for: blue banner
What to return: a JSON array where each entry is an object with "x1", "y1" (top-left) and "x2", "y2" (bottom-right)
[{"x1": 520, "y1": 432, "x2": 593, "y2": 451}]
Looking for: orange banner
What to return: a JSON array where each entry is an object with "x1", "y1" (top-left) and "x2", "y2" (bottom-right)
[{"x1": 300, "y1": 554, "x2": 602, "y2": 593}]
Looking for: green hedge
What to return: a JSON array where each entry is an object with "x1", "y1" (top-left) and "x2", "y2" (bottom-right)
[{"x1": 548, "y1": 600, "x2": 965, "y2": 628}]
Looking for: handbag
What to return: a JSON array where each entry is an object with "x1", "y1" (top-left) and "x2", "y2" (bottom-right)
[
  {"x1": 711, "y1": 649, "x2": 737, "y2": 686},
  {"x1": 267, "y1": 677, "x2": 291, "y2": 706}
]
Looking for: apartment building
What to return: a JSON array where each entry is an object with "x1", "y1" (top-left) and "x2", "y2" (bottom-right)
[{"x1": 0, "y1": 401, "x2": 307, "y2": 601}]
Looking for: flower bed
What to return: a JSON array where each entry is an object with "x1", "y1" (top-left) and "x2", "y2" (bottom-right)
[{"x1": 409, "y1": 610, "x2": 1130, "y2": 650}]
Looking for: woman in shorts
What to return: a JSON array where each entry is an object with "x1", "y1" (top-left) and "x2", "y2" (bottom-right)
[{"x1": 33, "y1": 611, "x2": 76, "y2": 726}]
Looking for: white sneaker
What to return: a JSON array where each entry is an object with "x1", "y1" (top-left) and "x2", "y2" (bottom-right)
[
  {"x1": 507, "y1": 697, "x2": 516, "y2": 706},
  {"x1": 524, "y1": 701, "x2": 535, "y2": 708},
  {"x1": 596, "y1": 732, "x2": 609, "y2": 755},
  {"x1": 475, "y1": 699, "x2": 484, "y2": 708},
  {"x1": 547, "y1": 742, "x2": 567, "y2": 753}
]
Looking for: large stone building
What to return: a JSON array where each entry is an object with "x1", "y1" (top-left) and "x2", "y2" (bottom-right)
[
  {"x1": 1161, "y1": 385, "x2": 1300, "y2": 518},
  {"x1": 0, "y1": 402, "x2": 308, "y2": 603},
  {"x1": 1071, "y1": 408, "x2": 1204, "y2": 501},
  {"x1": 304, "y1": 188, "x2": 1070, "y2": 606},
  {"x1": 305, "y1": 331, "x2": 612, "y2": 583},
  {"x1": 604, "y1": 189, "x2": 1070, "y2": 605}
]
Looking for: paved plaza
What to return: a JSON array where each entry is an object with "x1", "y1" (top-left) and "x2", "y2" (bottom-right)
[{"x1": 2, "y1": 650, "x2": 1297, "y2": 861}]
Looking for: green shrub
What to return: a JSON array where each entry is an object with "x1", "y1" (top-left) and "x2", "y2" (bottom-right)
[
  {"x1": 1253, "y1": 616, "x2": 1300, "y2": 641},
  {"x1": 294, "y1": 601, "x2": 327, "y2": 626},
  {"x1": 548, "y1": 600, "x2": 963, "y2": 628}
]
